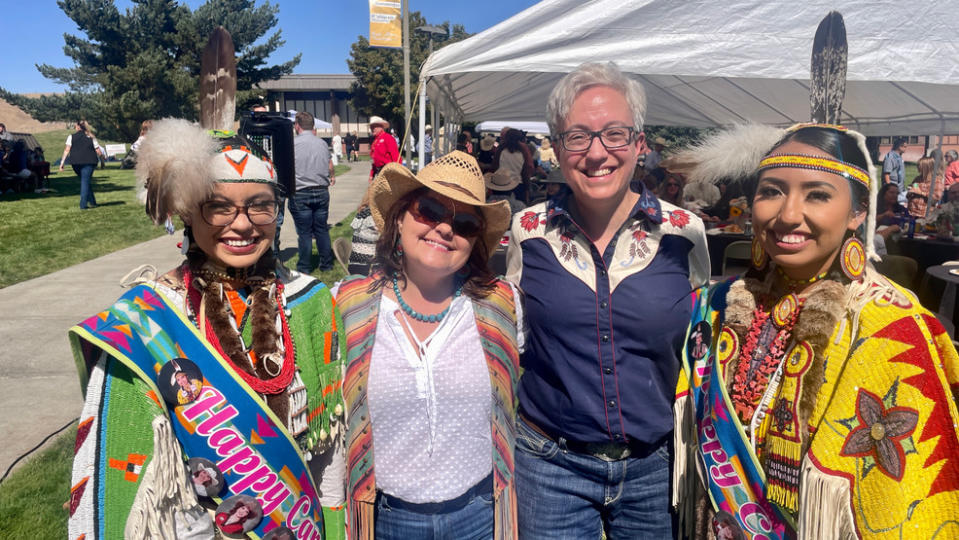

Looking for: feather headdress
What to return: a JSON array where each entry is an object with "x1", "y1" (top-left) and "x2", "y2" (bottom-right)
[{"x1": 136, "y1": 118, "x2": 219, "y2": 224}]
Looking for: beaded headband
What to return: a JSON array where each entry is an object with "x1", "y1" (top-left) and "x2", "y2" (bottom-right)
[{"x1": 758, "y1": 153, "x2": 870, "y2": 189}]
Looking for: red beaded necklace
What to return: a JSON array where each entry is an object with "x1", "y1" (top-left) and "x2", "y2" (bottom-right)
[
  {"x1": 182, "y1": 266, "x2": 296, "y2": 395},
  {"x1": 730, "y1": 293, "x2": 804, "y2": 424}
]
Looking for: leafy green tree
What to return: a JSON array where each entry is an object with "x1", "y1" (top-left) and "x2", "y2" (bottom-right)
[
  {"x1": 347, "y1": 12, "x2": 469, "y2": 137},
  {"x1": 0, "y1": 0, "x2": 299, "y2": 141}
]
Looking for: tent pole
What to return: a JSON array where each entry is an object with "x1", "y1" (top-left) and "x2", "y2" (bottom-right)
[
  {"x1": 418, "y1": 77, "x2": 427, "y2": 171},
  {"x1": 929, "y1": 119, "x2": 945, "y2": 210}
]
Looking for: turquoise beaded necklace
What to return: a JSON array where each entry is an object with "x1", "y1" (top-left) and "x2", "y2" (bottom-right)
[{"x1": 392, "y1": 275, "x2": 463, "y2": 323}]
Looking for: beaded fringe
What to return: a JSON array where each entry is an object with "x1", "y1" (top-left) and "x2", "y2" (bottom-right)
[
  {"x1": 124, "y1": 415, "x2": 200, "y2": 538},
  {"x1": 672, "y1": 391, "x2": 697, "y2": 539},
  {"x1": 798, "y1": 457, "x2": 856, "y2": 539},
  {"x1": 765, "y1": 433, "x2": 802, "y2": 512}
]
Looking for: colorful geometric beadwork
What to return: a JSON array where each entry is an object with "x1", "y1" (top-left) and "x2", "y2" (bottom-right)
[{"x1": 751, "y1": 236, "x2": 768, "y2": 270}]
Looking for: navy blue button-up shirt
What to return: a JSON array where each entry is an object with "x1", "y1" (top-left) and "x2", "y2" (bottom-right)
[{"x1": 506, "y1": 186, "x2": 709, "y2": 445}]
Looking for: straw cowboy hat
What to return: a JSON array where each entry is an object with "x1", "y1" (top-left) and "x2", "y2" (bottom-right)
[
  {"x1": 370, "y1": 151, "x2": 511, "y2": 256},
  {"x1": 653, "y1": 136, "x2": 669, "y2": 147},
  {"x1": 485, "y1": 170, "x2": 521, "y2": 191},
  {"x1": 479, "y1": 134, "x2": 496, "y2": 152},
  {"x1": 368, "y1": 116, "x2": 389, "y2": 128}
]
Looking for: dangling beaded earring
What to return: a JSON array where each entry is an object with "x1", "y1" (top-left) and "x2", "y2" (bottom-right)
[
  {"x1": 181, "y1": 226, "x2": 192, "y2": 255},
  {"x1": 751, "y1": 236, "x2": 768, "y2": 271},
  {"x1": 393, "y1": 238, "x2": 404, "y2": 259},
  {"x1": 840, "y1": 235, "x2": 866, "y2": 281}
]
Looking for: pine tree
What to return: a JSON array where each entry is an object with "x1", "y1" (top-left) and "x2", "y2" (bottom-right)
[{"x1": 0, "y1": 0, "x2": 299, "y2": 141}]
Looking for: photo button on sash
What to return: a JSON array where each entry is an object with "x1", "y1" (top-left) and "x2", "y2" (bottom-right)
[
  {"x1": 215, "y1": 494, "x2": 263, "y2": 536},
  {"x1": 158, "y1": 357, "x2": 204, "y2": 406},
  {"x1": 262, "y1": 526, "x2": 296, "y2": 540},
  {"x1": 186, "y1": 457, "x2": 225, "y2": 498}
]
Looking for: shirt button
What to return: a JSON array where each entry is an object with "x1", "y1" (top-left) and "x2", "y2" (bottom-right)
[
  {"x1": 613, "y1": 433, "x2": 622, "y2": 440},
  {"x1": 604, "y1": 367, "x2": 612, "y2": 375},
  {"x1": 599, "y1": 300, "x2": 608, "y2": 309},
  {"x1": 599, "y1": 269, "x2": 607, "y2": 277},
  {"x1": 601, "y1": 334, "x2": 610, "y2": 342},
  {"x1": 608, "y1": 400, "x2": 617, "y2": 408}
]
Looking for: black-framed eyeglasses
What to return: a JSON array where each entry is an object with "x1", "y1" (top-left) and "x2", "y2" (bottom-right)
[
  {"x1": 200, "y1": 200, "x2": 279, "y2": 226},
  {"x1": 409, "y1": 196, "x2": 484, "y2": 238},
  {"x1": 555, "y1": 126, "x2": 637, "y2": 152}
]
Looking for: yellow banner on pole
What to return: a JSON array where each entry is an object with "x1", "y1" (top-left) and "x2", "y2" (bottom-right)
[{"x1": 369, "y1": 0, "x2": 402, "y2": 49}]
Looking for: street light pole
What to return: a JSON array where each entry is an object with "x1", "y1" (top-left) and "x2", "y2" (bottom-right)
[{"x1": 402, "y1": 0, "x2": 411, "y2": 165}]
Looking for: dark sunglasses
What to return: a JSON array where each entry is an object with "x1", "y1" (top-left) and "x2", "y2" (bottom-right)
[{"x1": 409, "y1": 196, "x2": 484, "y2": 238}]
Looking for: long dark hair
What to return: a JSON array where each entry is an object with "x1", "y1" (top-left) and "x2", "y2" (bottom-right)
[
  {"x1": 371, "y1": 188, "x2": 496, "y2": 299},
  {"x1": 502, "y1": 129, "x2": 525, "y2": 153}
]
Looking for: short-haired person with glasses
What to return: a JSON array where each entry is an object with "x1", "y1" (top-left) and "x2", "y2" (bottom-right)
[
  {"x1": 68, "y1": 119, "x2": 347, "y2": 539},
  {"x1": 291, "y1": 110, "x2": 336, "y2": 273},
  {"x1": 506, "y1": 62, "x2": 709, "y2": 538}
]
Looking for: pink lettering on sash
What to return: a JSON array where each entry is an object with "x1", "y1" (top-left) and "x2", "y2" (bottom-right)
[
  {"x1": 218, "y1": 446, "x2": 261, "y2": 474},
  {"x1": 739, "y1": 502, "x2": 774, "y2": 539},
  {"x1": 196, "y1": 405, "x2": 239, "y2": 435},
  {"x1": 182, "y1": 386, "x2": 225, "y2": 421},
  {"x1": 232, "y1": 465, "x2": 274, "y2": 493},
  {"x1": 710, "y1": 462, "x2": 741, "y2": 488},
  {"x1": 260, "y1": 482, "x2": 293, "y2": 515},
  {"x1": 209, "y1": 428, "x2": 244, "y2": 458}
]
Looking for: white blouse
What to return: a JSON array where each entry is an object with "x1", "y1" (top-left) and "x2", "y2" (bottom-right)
[{"x1": 335, "y1": 281, "x2": 524, "y2": 504}]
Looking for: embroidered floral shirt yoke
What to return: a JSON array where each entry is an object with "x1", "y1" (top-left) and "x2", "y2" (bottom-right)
[{"x1": 506, "y1": 186, "x2": 710, "y2": 445}]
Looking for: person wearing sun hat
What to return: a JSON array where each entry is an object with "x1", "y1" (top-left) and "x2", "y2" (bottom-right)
[
  {"x1": 68, "y1": 118, "x2": 347, "y2": 540},
  {"x1": 486, "y1": 169, "x2": 525, "y2": 214},
  {"x1": 644, "y1": 135, "x2": 668, "y2": 173},
  {"x1": 369, "y1": 115, "x2": 400, "y2": 182},
  {"x1": 336, "y1": 150, "x2": 524, "y2": 539}
]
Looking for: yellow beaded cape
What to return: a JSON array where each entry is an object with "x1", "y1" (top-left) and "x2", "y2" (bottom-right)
[{"x1": 674, "y1": 268, "x2": 959, "y2": 539}]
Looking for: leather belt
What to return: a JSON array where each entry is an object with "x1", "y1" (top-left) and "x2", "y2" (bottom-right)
[{"x1": 520, "y1": 412, "x2": 659, "y2": 462}]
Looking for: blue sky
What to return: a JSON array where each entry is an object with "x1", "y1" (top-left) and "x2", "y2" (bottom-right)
[{"x1": 3, "y1": 0, "x2": 540, "y2": 94}]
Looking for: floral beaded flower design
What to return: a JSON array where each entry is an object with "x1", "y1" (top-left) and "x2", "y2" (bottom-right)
[{"x1": 840, "y1": 387, "x2": 919, "y2": 481}]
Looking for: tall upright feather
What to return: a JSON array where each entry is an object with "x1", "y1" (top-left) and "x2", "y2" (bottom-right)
[
  {"x1": 199, "y1": 26, "x2": 237, "y2": 131},
  {"x1": 809, "y1": 12, "x2": 847, "y2": 124}
]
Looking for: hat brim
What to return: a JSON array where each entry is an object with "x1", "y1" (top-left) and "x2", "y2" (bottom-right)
[
  {"x1": 485, "y1": 172, "x2": 522, "y2": 192},
  {"x1": 371, "y1": 163, "x2": 511, "y2": 258}
]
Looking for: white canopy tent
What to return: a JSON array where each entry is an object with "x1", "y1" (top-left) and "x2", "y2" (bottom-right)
[
  {"x1": 475, "y1": 121, "x2": 550, "y2": 134},
  {"x1": 418, "y1": 0, "x2": 959, "y2": 162}
]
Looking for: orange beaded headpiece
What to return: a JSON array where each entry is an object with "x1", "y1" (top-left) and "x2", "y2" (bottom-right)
[{"x1": 758, "y1": 153, "x2": 871, "y2": 189}]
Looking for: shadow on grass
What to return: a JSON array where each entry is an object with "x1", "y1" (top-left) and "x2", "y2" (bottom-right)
[{"x1": 0, "y1": 180, "x2": 134, "y2": 202}]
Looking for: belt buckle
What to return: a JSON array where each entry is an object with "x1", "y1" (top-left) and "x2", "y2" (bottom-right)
[{"x1": 590, "y1": 443, "x2": 631, "y2": 461}]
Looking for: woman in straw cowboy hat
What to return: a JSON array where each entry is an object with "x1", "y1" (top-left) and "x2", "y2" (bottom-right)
[
  {"x1": 671, "y1": 123, "x2": 959, "y2": 539},
  {"x1": 336, "y1": 151, "x2": 523, "y2": 539}
]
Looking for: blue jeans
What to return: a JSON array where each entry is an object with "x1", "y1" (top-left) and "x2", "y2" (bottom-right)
[
  {"x1": 73, "y1": 164, "x2": 96, "y2": 209},
  {"x1": 374, "y1": 490, "x2": 494, "y2": 540},
  {"x1": 288, "y1": 187, "x2": 332, "y2": 273},
  {"x1": 515, "y1": 416, "x2": 674, "y2": 540}
]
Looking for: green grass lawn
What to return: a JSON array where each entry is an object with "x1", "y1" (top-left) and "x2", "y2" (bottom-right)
[
  {"x1": 0, "y1": 426, "x2": 74, "y2": 538},
  {"x1": 0, "y1": 163, "x2": 164, "y2": 288}
]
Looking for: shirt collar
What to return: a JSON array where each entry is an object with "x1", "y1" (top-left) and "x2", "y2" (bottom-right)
[{"x1": 546, "y1": 182, "x2": 664, "y2": 225}]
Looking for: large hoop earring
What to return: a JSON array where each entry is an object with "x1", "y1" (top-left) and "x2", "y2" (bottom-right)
[
  {"x1": 751, "y1": 236, "x2": 768, "y2": 271},
  {"x1": 840, "y1": 236, "x2": 866, "y2": 282}
]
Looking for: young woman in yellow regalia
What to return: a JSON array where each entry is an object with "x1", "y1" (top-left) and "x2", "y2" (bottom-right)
[{"x1": 672, "y1": 124, "x2": 959, "y2": 539}]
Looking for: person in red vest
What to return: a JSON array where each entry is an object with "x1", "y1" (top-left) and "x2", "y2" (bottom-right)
[{"x1": 369, "y1": 115, "x2": 400, "y2": 181}]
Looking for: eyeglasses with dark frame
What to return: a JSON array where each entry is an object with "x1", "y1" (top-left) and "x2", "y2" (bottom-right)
[
  {"x1": 554, "y1": 126, "x2": 638, "y2": 152},
  {"x1": 408, "y1": 196, "x2": 484, "y2": 238},
  {"x1": 200, "y1": 199, "x2": 279, "y2": 226}
]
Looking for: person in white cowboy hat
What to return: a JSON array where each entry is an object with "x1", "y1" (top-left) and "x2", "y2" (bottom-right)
[
  {"x1": 424, "y1": 124, "x2": 434, "y2": 165},
  {"x1": 644, "y1": 135, "x2": 668, "y2": 172},
  {"x1": 368, "y1": 115, "x2": 400, "y2": 182},
  {"x1": 336, "y1": 151, "x2": 524, "y2": 540},
  {"x1": 485, "y1": 169, "x2": 525, "y2": 214},
  {"x1": 477, "y1": 134, "x2": 497, "y2": 173}
]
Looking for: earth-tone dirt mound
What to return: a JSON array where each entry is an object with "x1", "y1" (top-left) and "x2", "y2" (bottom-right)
[{"x1": 0, "y1": 96, "x2": 66, "y2": 133}]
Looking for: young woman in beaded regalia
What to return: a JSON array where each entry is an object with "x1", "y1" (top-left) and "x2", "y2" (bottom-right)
[
  {"x1": 671, "y1": 123, "x2": 959, "y2": 539},
  {"x1": 67, "y1": 119, "x2": 346, "y2": 539}
]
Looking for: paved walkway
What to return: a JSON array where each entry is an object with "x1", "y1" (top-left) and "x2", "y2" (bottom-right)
[{"x1": 0, "y1": 164, "x2": 371, "y2": 475}]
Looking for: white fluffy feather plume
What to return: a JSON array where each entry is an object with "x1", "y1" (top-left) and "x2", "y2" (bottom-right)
[
  {"x1": 136, "y1": 118, "x2": 219, "y2": 223},
  {"x1": 666, "y1": 124, "x2": 786, "y2": 185}
]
